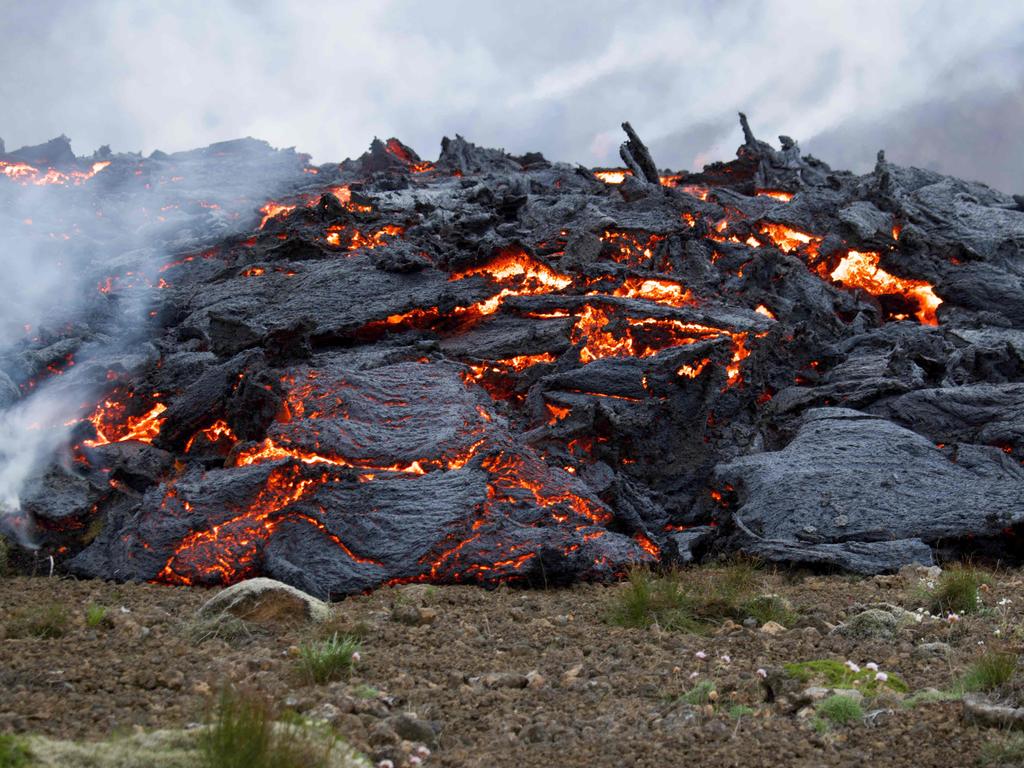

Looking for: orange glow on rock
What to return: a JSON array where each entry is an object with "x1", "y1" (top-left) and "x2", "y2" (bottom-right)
[
  {"x1": 594, "y1": 169, "x2": 630, "y2": 184},
  {"x1": 827, "y1": 250, "x2": 942, "y2": 325},
  {"x1": 755, "y1": 189, "x2": 794, "y2": 202},
  {"x1": 84, "y1": 401, "x2": 167, "y2": 447}
]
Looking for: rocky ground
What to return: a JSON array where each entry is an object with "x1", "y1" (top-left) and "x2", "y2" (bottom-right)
[{"x1": 3, "y1": 563, "x2": 1024, "y2": 767}]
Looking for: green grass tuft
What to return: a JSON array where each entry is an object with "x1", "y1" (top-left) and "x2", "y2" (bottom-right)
[
  {"x1": 200, "y1": 687, "x2": 334, "y2": 768},
  {"x1": 962, "y1": 650, "x2": 1018, "y2": 692},
  {"x1": 0, "y1": 734, "x2": 31, "y2": 768},
  {"x1": 929, "y1": 565, "x2": 988, "y2": 615},
  {"x1": 606, "y1": 567, "x2": 701, "y2": 632},
  {"x1": 900, "y1": 689, "x2": 961, "y2": 708},
  {"x1": 741, "y1": 594, "x2": 795, "y2": 627},
  {"x1": 728, "y1": 704, "x2": 754, "y2": 719},
  {"x1": 816, "y1": 694, "x2": 863, "y2": 725},
  {"x1": 296, "y1": 634, "x2": 361, "y2": 685},
  {"x1": 980, "y1": 734, "x2": 1024, "y2": 767},
  {"x1": 679, "y1": 680, "x2": 716, "y2": 706},
  {"x1": 5, "y1": 603, "x2": 69, "y2": 639},
  {"x1": 85, "y1": 603, "x2": 109, "y2": 629}
]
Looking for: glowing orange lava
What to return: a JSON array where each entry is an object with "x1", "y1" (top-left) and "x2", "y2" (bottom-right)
[
  {"x1": 84, "y1": 401, "x2": 167, "y2": 447},
  {"x1": 827, "y1": 250, "x2": 942, "y2": 325},
  {"x1": 755, "y1": 189, "x2": 794, "y2": 202}
]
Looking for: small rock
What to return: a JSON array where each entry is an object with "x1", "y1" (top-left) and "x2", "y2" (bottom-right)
[
  {"x1": 482, "y1": 672, "x2": 528, "y2": 689},
  {"x1": 800, "y1": 686, "x2": 831, "y2": 704},
  {"x1": 368, "y1": 721, "x2": 400, "y2": 747},
  {"x1": 561, "y1": 664, "x2": 584, "y2": 687},
  {"x1": 391, "y1": 604, "x2": 436, "y2": 626},
  {"x1": 308, "y1": 702, "x2": 343, "y2": 725},
  {"x1": 387, "y1": 713, "x2": 439, "y2": 748},
  {"x1": 962, "y1": 694, "x2": 1024, "y2": 729},
  {"x1": 526, "y1": 670, "x2": 546, "y2": 690},
  {"x1": 836, "y1": 608, "x2": 900, "y2": 639},
  {"x1": 197, "y1": 578, "x2": 330, "y2": 626},
  {"x1": 716, "y1": 619, "x2": 743, "y2": 636},
  {"x1": 742, "y1": 617, "x2": 759, "y2": 629},
  {"x1": 760, "y1": 621, "x2": 787, "y2": 636}
]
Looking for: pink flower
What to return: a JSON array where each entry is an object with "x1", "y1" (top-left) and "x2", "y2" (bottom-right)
[
  {"x1": 689, "y1": 671, "x2": 699, "y2": 680},
  {"x1": 756, "y1": 668, "x2": 767, "y2": 679},
  {"x1": 947, "y1": 612, "x2": 961, "y2": 623},
  {"x1": 351, "y1": 651, "x2": 361, "y2": 663},
  {"x1": 416, "y1": 746, "x2": 432, "y2": 758},
  {"x1": 875, "y1": 671, "x2": 888, "y2": 682},
  {"x1": 409, "y1": 757, "x2": 422, "y2": 767},
  {"x1": 844, "y1": 661, "x2": 860, "y2": 673},
  {"x1": 720, "y1": 654, "x2": 731, "y2": 663},
  {"x1": 865, "y1": 662, "x2": 879, "y2": 671},
  {"x1": 695, "y1": 651, "x2": 707, "y2": 660}
]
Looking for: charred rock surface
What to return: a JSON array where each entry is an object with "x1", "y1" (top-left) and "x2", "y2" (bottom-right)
[{"x1": 2, "y1": 115, "x2": 1023, "y2": 597}]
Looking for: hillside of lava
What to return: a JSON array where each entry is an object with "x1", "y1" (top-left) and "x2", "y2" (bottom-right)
[{"x1": 2, "y1": 116, "x2": 1023, "y2": 599}]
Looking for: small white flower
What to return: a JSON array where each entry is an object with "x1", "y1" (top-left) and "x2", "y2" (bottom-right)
[
  {"x1": 947, "y1": 612, "x2": 961, "y2": 623},
  {"x1": 756, "y1": 668, "x2": 767, "y2": 679},
  {"x1": 999, "y1": 598, "x2": 1012, "y2": 607},
  {"x1": 416, "y1": 746, "x2": 432, "y2": 758},
  {"x1": 351, "y1": 651, "x2": 361, "y2": 663},
  {"x1": 409, "y1": 757, "x2": 422, "y2": 767},
  {"x1": 689, "y1": 671, "x2": 699, "y2": 680},
  {"x1": 994, "y1": 628, "x2": 1002, "y2": 636},
  {"x1": 720, "y1": 654, "x2": 731, "y2": 663},
  {"x1": 865, "y1": 662, "x2": 879, "y2": 671},
  {"x1": 875, "y1": 672, "x2": 888, "y2": 682},
  {"x1": 377, "y1": 761, "x2": 394, "y2": 768},
  {"x1": 845, "y1": 661, "x2": 861, "y2": 673},
  {"x1": 695, "y1": 651, "x2": 707, "y2": 660}
]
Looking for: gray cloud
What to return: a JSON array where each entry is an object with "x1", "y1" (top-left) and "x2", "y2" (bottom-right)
[{"x1": 2, "y1": 0, "x2": 1023, "y2": 190}]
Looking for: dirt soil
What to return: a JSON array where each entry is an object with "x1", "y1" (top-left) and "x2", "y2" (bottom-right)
[{"x1": 2, "y1": 565, "x2": 1023, "y2": 767}]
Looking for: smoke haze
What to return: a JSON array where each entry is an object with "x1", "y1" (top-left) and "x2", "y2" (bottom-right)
[{"x1": 1, "y1": 0, "x2": 1022, "y2": 191}]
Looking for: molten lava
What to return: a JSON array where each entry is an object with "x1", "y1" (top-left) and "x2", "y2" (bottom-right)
[
  {"x1": 826, "y1": 250, "x2": 942, "y2": 325},
  {"x1": 83, "y1": 400, "x2": 167, "y2": 447}
]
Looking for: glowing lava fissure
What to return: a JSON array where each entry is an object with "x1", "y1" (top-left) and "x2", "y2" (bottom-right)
[
  {"x1": 1, "y1": 159, "x2": 110, "y2": 186},
  {"x1": 149, "y1": 361, "x2": 621, "y2": 588},
  {"x1": 81, "y1": 395, "x2": 167, "y2": 448}
]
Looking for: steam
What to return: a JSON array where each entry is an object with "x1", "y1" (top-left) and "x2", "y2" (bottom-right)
[
  {"x1": 1, "y1": 1, "x2": 1022, "y2": 189},
  {"x1": 0, "y1": 138, "x2": 310, "y2": 543}
]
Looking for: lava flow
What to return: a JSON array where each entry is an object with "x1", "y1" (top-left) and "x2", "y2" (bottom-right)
[{"x1": 13, "y1": 115, "x2": 992, "y2": 600}]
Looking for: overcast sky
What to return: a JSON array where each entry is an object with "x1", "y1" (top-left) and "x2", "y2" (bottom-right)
[{"x1": 2, "y1": 0, "x2": 1022, "y2": 192}]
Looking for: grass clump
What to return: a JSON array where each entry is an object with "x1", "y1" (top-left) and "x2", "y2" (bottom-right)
[
  {"x1": 980, "y1": 734, "x2": 1024, "y2": 767},
  {"x1": 784, "y1": 659, "x2": 908, "y2": 695},
  {"x1": 606, "y1": 567, "x2": 700, "y2": 632},
  {"x1": 900, "y1": 689, "x2": 961, "y2": 708},
  {"x1": 85, "y1": 603, "x2": 110, "y2": 629},
  {"x1": 929, "y1": 565, "x2": 988, "y2": 615},
  {"x1": 679, "y1": 680, "x2": 716, "y2": 706},
  {"x1": 185, "y1": 614, "x2": 254, "y2": 646},
  {"x1": 352, "y1": 685, "x2": 379, "y2": 700},
  {"x1": 728, "y1": 705, "x2": 754, "y2": 719},
  {"x1": 816, "y1": 694, "x2": 863, "y2": 725},
  {"x1": 741, "y1": 594, "x2": 796, "y2": 627},
  {"x1": 296, "y1": 634, "x2": 360, "y2": 685},
  {"x1": 5, "y1": 603, "x2": 68, "y2": 639},
  {"x1": 200, "y1": 687, "x2": 334, "y2": 768},
  {"x1": 962, "y1": 650, "x2": 1018, "y2": 692},
  {"x1": 0, "y1": 734, "x2": 31, "y2": 768}
]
